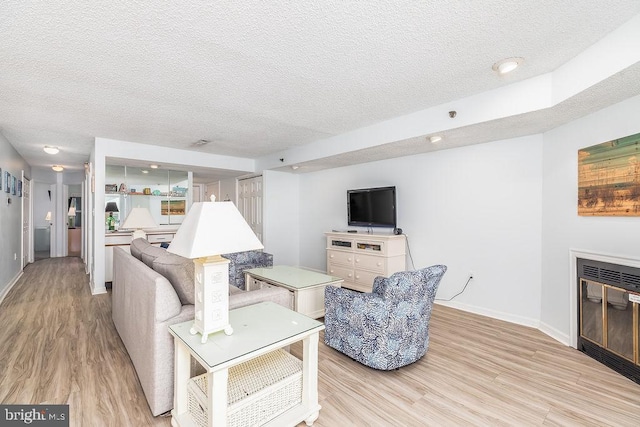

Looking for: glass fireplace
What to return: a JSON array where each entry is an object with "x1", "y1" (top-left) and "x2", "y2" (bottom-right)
[{"x1": 577, "y1": 258, "x2": 640, "y2": 384}]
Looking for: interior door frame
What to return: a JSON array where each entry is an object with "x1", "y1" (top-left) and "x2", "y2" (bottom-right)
[{"x1": 22, "y1": 174, "x2": 33, "y2": 267}]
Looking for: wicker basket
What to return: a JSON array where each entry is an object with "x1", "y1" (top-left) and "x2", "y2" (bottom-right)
[{"x1": 188, "y1": 349, "x2": 303, "y2": 427}]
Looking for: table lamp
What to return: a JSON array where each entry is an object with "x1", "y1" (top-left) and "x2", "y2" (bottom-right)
[
  {"x1": 105, "y1": 201, "x2": 119, "y2": 231},
  {"x1": 67, "y1": 205, "x2": 76, "y2": 228},
  {"x1": 121, "y1": 207, "x2": 157, "y2": 240},
  {"x1": 167, "y1": 195, "x2": 263, "y2": 343}
]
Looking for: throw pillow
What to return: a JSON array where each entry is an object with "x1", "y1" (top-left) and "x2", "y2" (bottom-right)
[
  {"x1": 141, "y1": 245, "x2": 168, "y2": 268},
  {"x1": 152, "y1": 252, "x2": 195, "y2": 305},
  {"x1": 130, "y1": 238, "x2": 151, "y2": 261}
]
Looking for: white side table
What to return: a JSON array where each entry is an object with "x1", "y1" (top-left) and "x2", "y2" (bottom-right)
[{"x1": 169, "y1": 302, "x2": 325, "y2": 426}]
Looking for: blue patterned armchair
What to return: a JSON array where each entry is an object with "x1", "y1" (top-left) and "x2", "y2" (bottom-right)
[
  {"x1": 222, "y1": 250, "x2": 273, "y2": 290},
  {"x1": 324, "y1": 264, "x2": 447, "y2": 370}
]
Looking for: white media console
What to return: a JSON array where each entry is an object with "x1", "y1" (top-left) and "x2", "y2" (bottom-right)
[{"x1": 325, "y1": 231, "x2": 406, "y2": 293}]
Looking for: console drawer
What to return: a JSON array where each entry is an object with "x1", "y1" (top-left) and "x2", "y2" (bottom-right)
[
  {"x1": 327, "y1": 250, "x2": 354, "y2": 267},
  {"x1": 354, "y1": 269, "x2": 382, "y2": 287},
  {"x1": 354, "y1": 254, "x2": 385, "y2": 274},
  {"x1": 148, "y1": 233, "x2": 174, "y2": 244},
  {"x1": 327, "y1": 265, "x2": 354, "y2": 282}
]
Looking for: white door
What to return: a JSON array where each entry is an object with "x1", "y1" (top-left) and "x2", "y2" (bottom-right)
[
  {"x1": 238, "y1": 176, "x2": 263, "y2": 243},
  {"x1": 22, "y1": 177, "x2": 31, "y2": 267},
  {"x1": 192, "y1": 184, "x2": 202, "y2": 203},
  {"x1": 204, "y1": 181, "x2": 220, "y2": 202}
]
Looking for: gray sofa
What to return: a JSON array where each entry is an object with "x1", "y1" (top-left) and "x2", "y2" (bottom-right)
[{"x1": 111, "y1": 239, "x2": 292, "y2": 416}]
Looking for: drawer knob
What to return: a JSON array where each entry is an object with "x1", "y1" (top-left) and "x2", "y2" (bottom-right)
[
  {"x1": 355, "y1": 275, "x2": 360, "y2": 279},
  {"x1": 348, "y1": 273, "x2": 353, "y2": 278},
  {"x1": 330, "y1": 254, "x2": 334, "y2": 258},
  {"x1": 377, "y1": 262, "x2": 382, "y2": 266}
]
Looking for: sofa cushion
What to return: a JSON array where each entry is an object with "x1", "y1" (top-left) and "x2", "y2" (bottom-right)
[
  {"x1": 141, "y1": 245, "x2": 168, "y2": 268},
  {"x1": 152, "y1": 252, "x2": 195, "y2": 305},
  {"x1": 130, "y1": 238, "x2": 152, "y2": 261}
]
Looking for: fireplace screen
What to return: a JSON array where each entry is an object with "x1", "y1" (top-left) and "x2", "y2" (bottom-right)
[
  {"x1": 577, "y1": 258, "x2": 640, "y2": 384},
  {"x1": 580, "y1": 279, "x2": 634, "y2": 361}
]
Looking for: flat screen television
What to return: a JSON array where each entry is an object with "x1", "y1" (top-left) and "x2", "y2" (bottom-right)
[{"x1": 347, "y1": 186, "x2": 396, "y2": 228}]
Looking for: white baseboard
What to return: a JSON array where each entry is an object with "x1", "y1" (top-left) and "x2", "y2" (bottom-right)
[
  {"x1": 91, "y1": 279, "x2": 107, "y2": 295},
  {"x1": 434, "y1": 300, "x2": 574, "y2": 347},
  {"x1": 538, "y1": 321, "x2": 571, "y2": 347},
  {"x1": 435, "y1": 299, "x2": 540, "y2": 329},
  {"x1": 0, "y1": 271, "x2": 24, "y2": 306}
]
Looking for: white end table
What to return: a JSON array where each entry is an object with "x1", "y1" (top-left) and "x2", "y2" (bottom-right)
[
  {"x1": 170, "y1": 301, "x2": 325, "y2": 426},
  {"x1": 244, "y1": 266, "x2": 343, "y2": 319}
]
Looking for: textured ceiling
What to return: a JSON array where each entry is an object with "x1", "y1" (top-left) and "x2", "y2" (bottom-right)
[{"x1": 1, "y1": 1, "x2": 640, "y2": 180}]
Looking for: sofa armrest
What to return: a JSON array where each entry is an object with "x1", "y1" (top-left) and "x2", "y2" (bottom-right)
[
  {"x1": 229, "y1": 286, "x2": 292, "y2": 311},
  {"x1": 113, "y1": 247, "x2": 183, "y2": 325}
]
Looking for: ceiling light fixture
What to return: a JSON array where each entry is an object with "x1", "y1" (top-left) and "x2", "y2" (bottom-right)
[
  {"x1": 43, "y1": 146, "x2": 59, "y2": 155},
  {"x1": 291, "y1": 165, "x2": 300, "y2": 170},
  {"x1": 141, "y1": 170, "x2": 149, "y2": 174},
  {"x1": 429, "y1": 135, "x2": 442, "y2": 144},
  {"x1": 492, "y1": 57, "x2": 524, "y2": 75},
  {"x1": 149, "y1": 164, "x2": 159, "y2": 169},
  {"x1": 52, "y1": 165, "x2": 64, "y2": 172}
]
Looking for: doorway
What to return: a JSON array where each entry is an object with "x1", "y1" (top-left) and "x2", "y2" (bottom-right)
[{"x1": 33, "y1": 182, "x2": 53, "y2": 261}]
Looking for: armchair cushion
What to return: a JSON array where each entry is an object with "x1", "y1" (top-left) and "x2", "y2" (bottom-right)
[
  {"x1": 324, "y1": 265, "x2": 447, "y2": 370},
  {"x1": 222, "y1": 250, "x2": 273, "y2": 290}
]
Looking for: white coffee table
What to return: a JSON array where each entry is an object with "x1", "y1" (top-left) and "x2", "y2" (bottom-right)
[
  {"x1": 244, "y1": 266, "x2": 343, "y2": 319},
  {"x1": 170, "y1": 302, "x2": 325, "y2": 427}
]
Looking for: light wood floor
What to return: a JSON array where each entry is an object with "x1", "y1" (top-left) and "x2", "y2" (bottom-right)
[{"x1": 2, "y1": 258, "x2": 640, "y2": 426}]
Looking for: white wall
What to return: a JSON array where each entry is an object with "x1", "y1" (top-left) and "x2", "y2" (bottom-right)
[
  {"x1": 0, "y1": 133, "x2": 31, "y2": 301},
  {"x1": 540, "y1": 94, "x2": 640, "y2": 343},
  {"x1": 298, "y1": 134, "x2": 544, "y2": 326},
  {"x1": 263, "y1": 170, "x2": 300, "y2": 266}
]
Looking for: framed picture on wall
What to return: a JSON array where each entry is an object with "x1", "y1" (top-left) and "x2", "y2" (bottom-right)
[
  {"x1": 18, "y1": 180, "x2": 22, "y2": 197},
  {"x1": 11, "y1": 175, "x2": 16, "y2": 195},
  {"x1": 4, "y1": 171, "x2": 10, "y2": 193},
  {"x1": 579, "y1": 131, "x2": 640, "y2": 216}
]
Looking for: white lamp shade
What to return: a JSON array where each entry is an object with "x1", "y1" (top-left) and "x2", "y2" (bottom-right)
[
  {"x1": 45, "y1": 211, "x2": 52, "y2": 221},
  {"x1": 121, "y1": 207, "x2": 157, "y2": 230},
  {"x1": 168, "y1": 201, "x2": 263, "y2": 259},
  {"x1": 67, "y1": 206, "x2": 76, "y2": 217}
]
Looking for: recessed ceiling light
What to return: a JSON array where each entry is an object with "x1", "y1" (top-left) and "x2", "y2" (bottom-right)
[
  {"x1": 429, "y1": 135, "x2": 443, "y2": 144},
  {"x1": 43, "y1": 146, "x2": 59, "y2": 155},
  {"x1": 141, "y1": 170, "x2": 149, "y2": 174},
  {"x1": 291, "y1": 165, "x2": 300, "y2": 170},
  {"x1": 52, "y1": 165, "x2": 64, "y2": 172},
  {"x1": 149, "y1": 164, "x2": 159, "y2": 169},
  {"x1": 492, "y1": 57, "x2": 524, "y2": 74}
]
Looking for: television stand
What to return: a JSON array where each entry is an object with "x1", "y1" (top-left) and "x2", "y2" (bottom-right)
[{"x1": 325, "y1": 231, "x2": 406, "y2": 293}]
